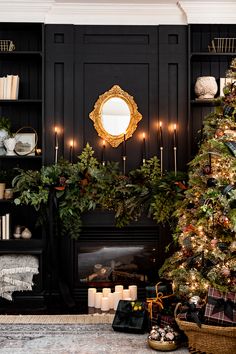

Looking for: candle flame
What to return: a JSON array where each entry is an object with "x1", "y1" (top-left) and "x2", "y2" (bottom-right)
[
  {"x1": 102, "y1": 140, "x2": 106, "y2": 146},
  {"x1": 142, "y1": 132, "x2": 145, "y2": 139},
  {"x1": 173, "y1": 123, "x2": 177, "y2": 130},
  {"x1": 159, "y1": 121, "x2": 162, "y2": 128},
  {"x1": 69, "y1": 140, "x2": 74, "y2": 148},
  {"x1": 54, "y1": 126, "x2": 58, "y2": 133}
]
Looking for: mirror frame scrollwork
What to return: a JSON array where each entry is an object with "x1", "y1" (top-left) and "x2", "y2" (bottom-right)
[{"x1": 89, "y1": 85, "x2": 142, "y2": 147}]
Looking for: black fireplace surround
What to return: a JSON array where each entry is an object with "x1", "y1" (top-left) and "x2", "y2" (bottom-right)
[{"x1": 60, "y1": 210, "x2": 170, "y2": 308}]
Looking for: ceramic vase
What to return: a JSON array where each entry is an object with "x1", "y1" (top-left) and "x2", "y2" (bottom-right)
[
  {"x1": 194, "y1": 76, "x2": 218, "y2": 99},
  {"x1": 21, "y1": 227, "x2": 32, "y2": 239}
]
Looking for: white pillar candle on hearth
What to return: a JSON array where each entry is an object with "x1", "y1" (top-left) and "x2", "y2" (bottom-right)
[
  {"x1": 122, "y1": 289, "x2": 131, "y2": 300},
  {"x1": 88, "y1": 288, "x2": 97, "y2": 307},
  {"x1": 113, "y1": 291, "x2": 123, "y2": 310},
  {"x1": 129, "y1": 285, "x2": 138, "y2": 300},
  {"x1": 115, "y1": 285, "x2": 124, "y2": 293},
  {"x1": 102, "y1": 287, "x2": 111, "y2": 297},
  {"x1": 101, "y1": 296, "x2": 110, "y2": 311},
  {"x1": 95, "y1": 292, "x2": 103, "y2": 308},
  {"x1": 108, "y1": 292, "x2": 114, "y2": 309}
]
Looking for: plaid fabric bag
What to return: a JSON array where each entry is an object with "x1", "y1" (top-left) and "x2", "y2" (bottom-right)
[
  {"x1": 177, "y1": 303, "x2": 204, "y2": 327},
  {"x1": 204, "y1": 287, "x2": 236, "y2": 326}
]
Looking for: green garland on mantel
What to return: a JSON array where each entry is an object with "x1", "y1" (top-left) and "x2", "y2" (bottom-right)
[{"x1": 12, "y1": 143, "x2": 187, "y2": 239}]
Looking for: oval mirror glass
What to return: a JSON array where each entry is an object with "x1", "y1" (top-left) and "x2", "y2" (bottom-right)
[
  {"x1": 101, "y1": 97, "x2": 131, "y2": 136},
  {"x1": 89, "y1": 85, "x2": 142, "y2": 147}
]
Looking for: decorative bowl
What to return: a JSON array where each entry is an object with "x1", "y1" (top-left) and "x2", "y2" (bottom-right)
[{"x1": 148, "y1": 338, "x2": 177, "y2": 351}]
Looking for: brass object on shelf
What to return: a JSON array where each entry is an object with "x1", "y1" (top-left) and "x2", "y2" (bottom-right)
[
  {"x1": 89, "y1": 85, "x2": 142, "y2": 147},
  {"x1": 148, "y1": 338, "x2": 177, "y2": 351},
  {"x1": 208, "y1": 38, "x2": 236, "y2": 53},
  {"x1": 0, "y1": 40, "x2": 15, "y2": 52}
]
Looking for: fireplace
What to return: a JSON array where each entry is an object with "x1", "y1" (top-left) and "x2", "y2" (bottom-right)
[{"x1": 66, "y1": 210, "x2": 168, "y2": 308}]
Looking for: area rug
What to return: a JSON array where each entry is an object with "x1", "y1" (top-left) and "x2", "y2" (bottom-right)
[
  {"x1": 0, "y1": 322, "x2": 189, "y2": 354},
  {"x1": 0, "y1": 313, "x2": 114, "y2": 324}
]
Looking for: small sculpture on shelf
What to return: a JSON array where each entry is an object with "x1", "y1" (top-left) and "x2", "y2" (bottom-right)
[
  {"x1": 4, "y1": 136, "x2": 16, "y2": 156},
  {"x1": 13, "y1": 225, "x2": 32, "y2": 240}
]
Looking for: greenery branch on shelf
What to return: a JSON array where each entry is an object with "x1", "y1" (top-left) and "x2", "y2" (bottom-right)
[{"x1": 12, "y1": 143, "x2": 187, "y2": 239}]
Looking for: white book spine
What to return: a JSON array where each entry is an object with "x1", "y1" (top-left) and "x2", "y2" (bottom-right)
[
  {"x1": 3, "y1": 77, "x2": 7, "y2": 99},
  {"x1": 5, "y1": 213, "x2": 10, "y2": 240},
  {"x1": 11, "y1": 75, "x2": 20, "y2": 100},
  {"x1": 0, "y1": 77, "x2": 4, "y2": 99},
  {"x1": 2, "y1": 215, "x2": 6, "y2": 240},
  {"x1": 6, "y1": 75, "x2": 13, "y2": 99}
]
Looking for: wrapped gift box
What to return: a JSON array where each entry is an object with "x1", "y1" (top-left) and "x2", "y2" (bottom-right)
[
  {"x1": 146, "y1": 282, "x2": 177, "y2": 328},
  {"x1": 204, "y1": 287, "x2": 236, "y2": 326},
  {"x1": 146, "y1": 282, "x2": 173, "y2": 298},
  {"x1": 112, "y1": 300, "x2": 148, "y2": 334}
]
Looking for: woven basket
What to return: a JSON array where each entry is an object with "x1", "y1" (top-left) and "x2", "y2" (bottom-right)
[{"x1": 175, "y1": 303, "x2": 236, "y2": 354}]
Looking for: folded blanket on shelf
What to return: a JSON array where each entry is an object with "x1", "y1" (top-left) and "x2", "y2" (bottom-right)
[{"x1": 0, "y1": 254, "x2": 39, "y2": 301}]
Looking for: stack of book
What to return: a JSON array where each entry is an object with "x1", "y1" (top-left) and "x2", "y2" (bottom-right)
[
  {"x1": 0, "y1": 213, "x2": 10, "y2": 240},
  {"x1": 0, "y1": 75, "x2": 19, "y2": 99}
]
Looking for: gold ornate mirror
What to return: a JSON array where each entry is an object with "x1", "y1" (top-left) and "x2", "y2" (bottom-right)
[{"x1": 89, "y1": 85, "x2": 142, "y2": 147}]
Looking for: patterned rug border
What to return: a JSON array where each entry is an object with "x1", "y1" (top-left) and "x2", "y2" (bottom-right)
[{"x1": 0, "y1": 314, "x2": 115, "y2": 324}]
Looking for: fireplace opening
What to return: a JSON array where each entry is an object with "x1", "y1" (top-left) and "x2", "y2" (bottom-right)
[
  {"x1": 69, "y1": 211, "x2": 166, "y2": 306},
  {"x1": 78, "y1": 245, "x2": 158, "y2": 286}
]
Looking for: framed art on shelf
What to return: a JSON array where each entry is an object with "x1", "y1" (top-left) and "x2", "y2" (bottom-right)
[{"x1": 14, "y1": 132, "x2": 36, "y2": 156}]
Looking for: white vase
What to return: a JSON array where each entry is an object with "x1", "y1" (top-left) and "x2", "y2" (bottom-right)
[
  {"x1": 21, "y1": 227, "x2": 32, "y2": 240},
  {"x1": 4, "y1": 137, "x2": 16, "y2": 156},
  {"x1": 194, "y1": 76, "x2": 218, "y2": 99}
]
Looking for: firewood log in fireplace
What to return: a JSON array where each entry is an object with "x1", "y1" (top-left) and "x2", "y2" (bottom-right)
[{"x1": 112, "y1": 270, "x2": 147, "y2": 282}]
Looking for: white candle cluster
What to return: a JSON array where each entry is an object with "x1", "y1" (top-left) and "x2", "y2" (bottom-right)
[{"x1": 88, "y1": 285, "x2": 138, "y2": 311}]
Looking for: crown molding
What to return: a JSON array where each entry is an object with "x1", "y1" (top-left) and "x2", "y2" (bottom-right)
[
  {"x1": 0, "y1": 1, "x2": 185, "y2": 25},
  {"x1": 0, "y1": 1, "x2": 53, "y2": 22},
  {"x1": 178, "y1": 1, "x2": 236, "y2": 24},
  {"x1": 46, "y1": 3, "x2": 185, "y2": 25},
  {"x1": 0, "y1": 1, "x2": 235, "y2": 25}
]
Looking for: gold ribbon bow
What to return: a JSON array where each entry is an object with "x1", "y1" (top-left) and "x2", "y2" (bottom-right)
[{"x1": 146, "y1": 282, "x2": 174, "y2": 320}]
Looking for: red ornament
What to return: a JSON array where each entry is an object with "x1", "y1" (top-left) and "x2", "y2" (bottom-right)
[
  {"x1": 203, "y1": 165, "x2": 211, "y2": 175},
  {"x1": 182, "y1": 248, "x2": 193, "y2": 257},
  {"x1": 183, "y1": 224, "x2": 195, "y2": 233},
  {"x1": 210, "y1": 238, "x2": 218, "y2": 248},
  {"x1": 215, "y1": 128, "x2": 224, "y2": 138},
  {"x1": 218, "y1": 215, "x2": 229, "y2": 226}
]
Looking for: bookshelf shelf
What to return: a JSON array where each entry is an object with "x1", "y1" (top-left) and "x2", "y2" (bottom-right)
[{"x1": 0, "y1": 24, "x2": 45, "y2": 307}]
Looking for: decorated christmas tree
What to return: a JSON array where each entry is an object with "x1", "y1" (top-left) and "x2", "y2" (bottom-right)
[{"x1": 160, "y1": 63, "x2": 236, "y2": 304}]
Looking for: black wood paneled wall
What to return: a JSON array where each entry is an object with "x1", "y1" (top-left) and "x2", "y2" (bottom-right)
[{"x1": 45, "y1": 25, "x2": 188, "y2": 172}]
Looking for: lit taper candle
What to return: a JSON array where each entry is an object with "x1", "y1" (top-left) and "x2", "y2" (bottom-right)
[
  {"x1": 69, "y1": 139, "x2": 73, "y2": 163},
  {"x1": 159, "y1": 122, "x2": 163, "y2": 176},
  {"x1": 142, "y1": 132, "x2": 146, "y2": 164},
  {"x1": 102, "y1": 140, "x2": 106, "y2": 166},
  {"x1": 122, "y1": 134, "x2": 126, "y2": 175},
  {"x1": 54, "y1": 126, "x2": 59, "y2": 164},
  {"x1": 173, "y1": 123, "x2": 177, "y2": 176}
]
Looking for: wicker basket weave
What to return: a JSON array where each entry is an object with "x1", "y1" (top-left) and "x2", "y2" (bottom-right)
[{"x1": 175, "y1": 303, "x2": 236, "y2": 354}]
